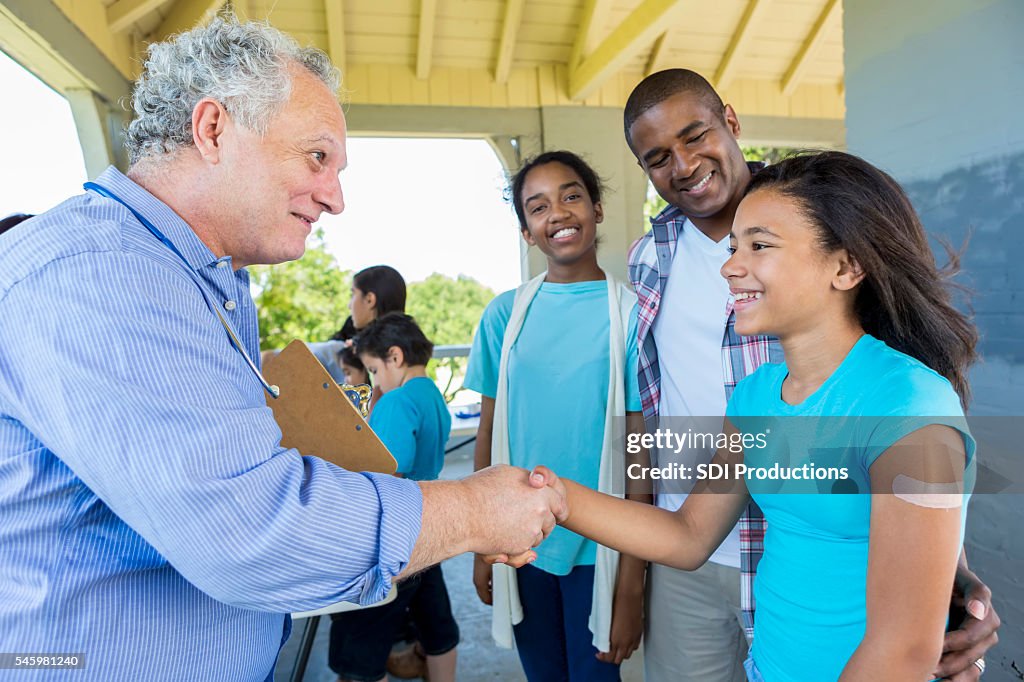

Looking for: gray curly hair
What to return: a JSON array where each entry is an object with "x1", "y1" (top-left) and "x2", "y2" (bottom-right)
[{"x1": 125, "y1": 18, "x2": 340, "y2": 165}]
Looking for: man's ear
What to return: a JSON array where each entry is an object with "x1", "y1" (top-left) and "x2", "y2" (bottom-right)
[
  {"x1": 723, "y1": 104, "x2": 742, "y2": 139},
  {"x1": 833, "y1": 250, "x2": 866, "y2": 291},
  {"x1": 192, "y1": 98, "x2": 229, "y2": 164}
]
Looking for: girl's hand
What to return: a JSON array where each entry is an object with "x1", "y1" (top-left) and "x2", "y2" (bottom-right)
[
  {"x1": 473, "y1": 554, "x2": 494, "y2": 605},
  {"x1": 598, "y1": 577, "x2": 644, "y2": 665},
  {"x1": 479, "y1": 550, "x2": 537, "y2": 567}
]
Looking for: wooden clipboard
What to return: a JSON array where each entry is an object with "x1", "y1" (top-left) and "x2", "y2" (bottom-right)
[{"x1": 262, "y1": 340, "x2": 397, "y2": 474}]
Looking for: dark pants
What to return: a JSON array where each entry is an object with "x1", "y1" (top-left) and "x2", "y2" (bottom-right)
[
  {"x1": 513, "y1": 563, "x2": 621, "y2": 682},
  {"x1": 329, "y1": 565, "x2": 459, "y2": 681}
]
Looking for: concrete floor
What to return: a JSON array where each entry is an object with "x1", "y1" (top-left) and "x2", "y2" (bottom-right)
[{"x1": 274, "y1": 440, "x2": 644, "y2": 682}]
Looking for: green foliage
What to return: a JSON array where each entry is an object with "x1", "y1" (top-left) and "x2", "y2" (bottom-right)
[
  {"x1": 251, "y1": 230, "x2": 351, "y2": 349},
  {"x1": 640, "y1": 145, "x2": 800, "y2": 229},
  {"x1": 407, "y1": 273, "x2": 496, "y2": 402}
]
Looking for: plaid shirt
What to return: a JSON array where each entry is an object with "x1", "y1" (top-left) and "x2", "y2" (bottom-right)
[{"x1": 627, "y1": 167, "x2": 781, "y2": 640}]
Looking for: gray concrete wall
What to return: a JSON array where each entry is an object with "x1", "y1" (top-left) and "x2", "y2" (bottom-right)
[{"x1": 844, "y1": 0, "x2": 1024, "y2": 677}]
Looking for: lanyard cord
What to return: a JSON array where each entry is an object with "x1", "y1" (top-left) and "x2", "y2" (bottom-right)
[{"x1": 83, "y1": 182, "x2": 280, "y2": 399}]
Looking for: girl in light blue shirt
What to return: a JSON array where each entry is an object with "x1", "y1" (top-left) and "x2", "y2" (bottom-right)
[
  {"x1": 530, "y1": 151, "x2": 978, "y2": 681},
  {"x1": 466, "y1": 151, "x2": 649, "y2": 681}
]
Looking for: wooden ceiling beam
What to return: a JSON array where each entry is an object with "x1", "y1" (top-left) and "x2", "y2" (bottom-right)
[
  {"x1": 644, "y1": 30, "x2": 672, "y2": 76},
  {"x1": 714, "y1": 0, "x2": 771, "y2": 92},
  {"x1": 568, "y1": 0, "x2": 613, "y2": 71},
  {"x1": 324, "y1": 0, "x2": 346, "y2": 76},
  {"x1": 151, "y1": 0, "x2": 226, "y2": 43},
  {"x1": 416, "y1": 0, "x2": 438, "y2": 80},
  {"x1": 569, "y1": 0, "x2": 684, "y2": 102},
  {"x1": 781, "y1": 0, "x2": 840, "y2": 97},
  {"x1": 494, "y1": 0, "x2": 526, "y2": 84},
  {"x1": 107, "y1": 0, "x2": 164, "y2": 34}
]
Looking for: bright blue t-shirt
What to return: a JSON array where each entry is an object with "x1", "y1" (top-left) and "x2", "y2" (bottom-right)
[
  {"x1": 369, "y1": 377, "x2": 452, "y2": 481},
  {"x1": 726, "y1": 334, "x2": 975, "y2": 682},
  {"x1": 465, "y1": 280, "x2": 642, "y2": 575}
]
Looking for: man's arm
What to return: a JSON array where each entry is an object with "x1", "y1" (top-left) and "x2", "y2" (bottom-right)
[{"x1": 400, "y1": 464, "x2": 564, "y2": 578}]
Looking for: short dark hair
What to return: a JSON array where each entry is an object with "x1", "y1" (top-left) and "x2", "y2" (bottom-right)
[
  {"x1": 0, "y1": 213, "x2": 34, "y2": 237},
  {"x1": 745, "y1": 151, "x2": 978, "y2": 407},
  {"x1": 355, "y1": 312, "x2": 434, "y2": 366},
  {"x1": 338, "y1": 344, "x2": 365, "y2": 375},
  {"x1": 623, "y1": 69, "x2": 725, "y2": 150},
  {"x1": 507, "y1": 150, "x2": 606, "y2": 230},
  {"x1": 353, "y1": 265, "x2": 407, "y2": 317}
]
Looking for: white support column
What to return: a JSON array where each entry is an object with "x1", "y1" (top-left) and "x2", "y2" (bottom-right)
[{"x1": 65, "y1": 88, "x2": 126, "y2": 176}]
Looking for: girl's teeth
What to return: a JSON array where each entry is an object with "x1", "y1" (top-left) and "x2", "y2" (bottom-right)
[
  {"x1": 735, "y1": 292, "x2": 762, "y2": 301},
  {"x1": 553, "y1": 228, "x2": 578, "y2": 239}
]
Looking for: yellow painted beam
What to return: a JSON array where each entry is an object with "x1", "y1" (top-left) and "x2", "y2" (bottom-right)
[
  {"x1": 107, "y1": 0, "x2": 164, "y2": 33},
  {"x1": 645, "y1": 30, "x2": 671, "y2": 76},
  {"x1": 494, "y1": 0, "x2": 526, "y2": 84},
  {"x1": 150, "y1": 0, "x2": 226, "y2": 43},
  {"x1": 781, "y1": 0, "x2": 840, "y2": 97},
  {"x1": 568, "y1": 0, "x2": 613, "y2": 71},
  {"x1": 714, "y1": 0, "x2": 771, "y2": 92},
  {"x1": 324, "y1": 0, "x2": 346, "y2": 76},
  {"x1": 230, "y1": 0, "x2": 249, "y2": 21},
  {"x1": 568, "y1": 0, "x2": 684, "y2": 102},
  {"x1": 416, "y1": 0, "x2": 438, "y2": 80}
]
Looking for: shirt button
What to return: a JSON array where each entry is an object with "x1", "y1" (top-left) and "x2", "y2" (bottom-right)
[
  {"x1": 216, "y1": 261, "x2": 228, "y2": 268},
  {"x1": 224, "y1": 300, "x2": 237, "y2": 311}
]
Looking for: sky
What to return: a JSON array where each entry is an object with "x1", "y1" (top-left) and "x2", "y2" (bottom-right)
[{"x1": 0, "y1": 51, "x2": 523, "y2": 294}]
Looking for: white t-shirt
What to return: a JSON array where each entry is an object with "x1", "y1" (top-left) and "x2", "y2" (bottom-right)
[{"x1": 651, "y1": 220, "x2": 741, "y2": 568}]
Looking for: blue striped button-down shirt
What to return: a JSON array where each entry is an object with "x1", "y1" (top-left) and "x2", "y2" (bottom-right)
[{"x1": 0, "y1": 167, "x2": 423, "y2": 681}]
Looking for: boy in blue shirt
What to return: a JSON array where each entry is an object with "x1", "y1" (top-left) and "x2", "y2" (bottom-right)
[{"x1": 328, "y1": 313, "x2": 458, "y2": 682}]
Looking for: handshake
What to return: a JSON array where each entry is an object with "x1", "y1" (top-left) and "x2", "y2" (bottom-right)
[{"x1": 459, "y1": 464, "x2": 567, "y2": 567}]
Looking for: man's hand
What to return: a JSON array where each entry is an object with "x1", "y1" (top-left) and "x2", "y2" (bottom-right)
[
  {"x1": 935, "y1": 564, "x2": 1000, "y2": 681},
  {"x1": 462, "y1": 464, "x2": 566, "y2": 557}
]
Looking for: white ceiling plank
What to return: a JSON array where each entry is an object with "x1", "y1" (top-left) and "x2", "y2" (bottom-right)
[
  {"x1": 714, "y1": 0, "x2": 771, "y2": 92},
  {"x1": 494, "y1": 0, "x2": 526, "y2": 84},
  {"x1": 781, "y1": 0, "x2": 841, "y2": 97}
]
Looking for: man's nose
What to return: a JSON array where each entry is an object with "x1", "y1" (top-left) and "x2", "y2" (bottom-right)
[
  {"x1": 671, "y1": 147, "x2": 698, "y2": 179},
  {"x1": 316, "y1": 173, "x2": 345, "y2": 215}
]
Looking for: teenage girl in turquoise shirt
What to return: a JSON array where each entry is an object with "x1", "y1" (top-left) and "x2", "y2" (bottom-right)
[
  {"x1": 525, "y1": 151, "x2": 978, "y2": 681},
  {"x1": 466, "y1": 151, "x2": 650, "y2": 681}
]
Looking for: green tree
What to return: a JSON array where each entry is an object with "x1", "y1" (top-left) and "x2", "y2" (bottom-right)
[
  {"x1": 251, "y1": 229, "x2": 351, "y2": 349},
  {"x1": 641, "y1": 145, "x2": 799, "y2": 227},
  {"x1": 407, "y1": 273, "x2": 496, "y2": 402}
]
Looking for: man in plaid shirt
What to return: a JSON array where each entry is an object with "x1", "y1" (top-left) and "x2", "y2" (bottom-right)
[{"x1": 624, "y1": 69, "x2": 999, "y2": 682}]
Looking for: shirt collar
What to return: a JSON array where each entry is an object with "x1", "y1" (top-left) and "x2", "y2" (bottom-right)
[{"x1": 92, "y1": 166, "x2": 225, "y2": 271}]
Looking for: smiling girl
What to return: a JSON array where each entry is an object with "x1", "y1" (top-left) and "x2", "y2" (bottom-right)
[
  {"x1": 464, "y1": 151, "x2": 650, "y2": 681},
  {"x1": 528, "y1": 151, "x2": 978, "y2": 681}
]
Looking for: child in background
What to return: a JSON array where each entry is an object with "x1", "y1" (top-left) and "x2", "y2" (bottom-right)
[
  {"x1": 465, "y1": 150, "x2": 649, "y2": 681},
  {"x1": 338, "y1": 344, "x2": 368, "y2": 387},
  {"x1": 328, "y1": 312, "x2": 458, "y2": 682},
  {"x1": 307, "y1": 265, "x2": 408, "y2": 385}
]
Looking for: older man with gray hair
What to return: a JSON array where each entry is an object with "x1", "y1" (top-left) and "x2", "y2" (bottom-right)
[{"x1": 0, "y1": 18, "x2": 562, "y2": 681}]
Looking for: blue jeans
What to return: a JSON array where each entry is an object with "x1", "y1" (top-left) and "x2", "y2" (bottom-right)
[
  {"x1": 513, "y1": 563, "x2": 620, "y2": 682},
  {"x1": 744, "y1": 656, "x2": 765, "y2": 682}
]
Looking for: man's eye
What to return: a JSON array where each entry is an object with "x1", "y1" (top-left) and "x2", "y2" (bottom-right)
[
  {"x1": 312, "y1": 151, "x2": 326, "y2": 163},
  {"x1": 649, "y1": 155, "x2": 668, "y2": 168},
  {"x1": 688, "y1": 130, "x2": 709, "y2": 144}
]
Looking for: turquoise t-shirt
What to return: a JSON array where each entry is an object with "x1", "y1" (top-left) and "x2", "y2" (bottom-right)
[
  {"x1": 726, "y1": 334, "x2": 975, "y2": 682},
  {"x1": 464, "y1": 280, "x2": 642, "y2": 575},
  {"x1": 369, "y1": 377, "x2": 452, "y2": 481}
]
